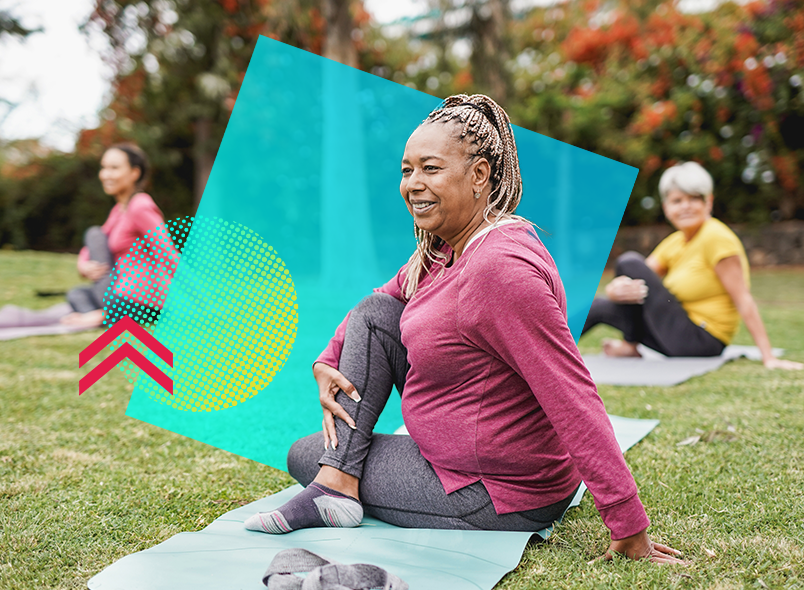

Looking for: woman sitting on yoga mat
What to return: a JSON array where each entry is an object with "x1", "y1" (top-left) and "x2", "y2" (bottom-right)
[
  {"x1": 245, "y1": 95, "x2": 684, "y2": 564},
  {"x1": 582, "y1": 161, "x2": 802, "y2": 371},
  {"x1": 0, "y1": 144, "x2": 166, "y2": 331},
  {"x1": 61, "y1": 144, "x2": 166, "y2": 327}
]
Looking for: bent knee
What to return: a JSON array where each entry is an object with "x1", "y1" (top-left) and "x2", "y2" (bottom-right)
[
  {"x1": 84, "y1": 226, "x2": 105, "y2": 242},
  {"x1": 351, "y1": 292, "x2": 404, "y2": 321},
  {"x1": 615, "y1": 251, "x2": 647, "y2": 277}
]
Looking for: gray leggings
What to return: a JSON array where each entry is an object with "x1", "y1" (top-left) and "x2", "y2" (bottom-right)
[
  {"x1": 288, "y1": 293, "x2": 577, "y2": 532},
  {"x1": 67, "y1": 226, "x2": 114, "y2": 313}
]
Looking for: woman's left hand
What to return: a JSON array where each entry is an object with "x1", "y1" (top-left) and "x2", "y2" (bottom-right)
[
  {"x1": 79, "y1": 260, "x2": 110, "y2": 281},
  {"x1": 599, "y1": 529, "x2": 686, "y2": 564},
  {"x1": 763, "y1": 357, "x2": 804, "y2": 371},
  {"x1": 313, "y1": 362, "x2": 360, "y2": 450},
  {"x1": 605, "y1": 276, "x2": 648, "y2": 304}
]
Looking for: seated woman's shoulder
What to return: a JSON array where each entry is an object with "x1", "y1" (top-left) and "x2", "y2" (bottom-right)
[
  {"x1": 704, "y1": 217, "x2": 742, "y2": 242},
  {"x1": 496, "y1": 221, "x2": 551, "y2": 256},
  {"x1": 129, "y1": 192, "x2": 156, "y2": 206},
  {"x1": 128, "y1": 192, "x2": 163, "y2": 215},
  {"x1": 471, "y1": 222, "x2": 555, "y2": 278}
]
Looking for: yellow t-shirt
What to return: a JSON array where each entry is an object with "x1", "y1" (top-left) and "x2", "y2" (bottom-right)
[{"x1": 650, "y1": 218, "x2": 749, "y2": 344}]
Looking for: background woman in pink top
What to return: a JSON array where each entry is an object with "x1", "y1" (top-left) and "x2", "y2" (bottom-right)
[
  {"x1": 245, "y1": 95, "x2": 683, "y2": 563},
  {"x1": 0, "y1": 144, "x2": 166, "y2": 331},
  {"x1": 61, "y1": 144, "x2": 166, "y2": 328}
]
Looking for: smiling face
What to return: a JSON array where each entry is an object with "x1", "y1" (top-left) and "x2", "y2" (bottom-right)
[
  {"x1": 662, "y1": 188, "x2": 713, "y2": 238},
  {"x1": 400, "y1": 123, "x2": 490, "y2": 250},
  {"x1": 99, "y1": 148, "x2": 141, "y2": 202}
]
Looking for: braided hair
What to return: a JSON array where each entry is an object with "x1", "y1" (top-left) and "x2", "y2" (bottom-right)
[{"x1": 403, "y1": 94, "x2": 524, "y2": 299}]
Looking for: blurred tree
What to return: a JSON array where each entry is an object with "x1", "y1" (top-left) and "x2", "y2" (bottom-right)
[
  {"x1": 5, "y1": 0, "x2": 803, "y2": 253},
  {"x1": 467, "y1": 0, "x2": 512, "y2": 103},
  {"x1": 0, "y1": 9, "x2": 41, "y2": 128},
  {"x1": 502, "y1": 0, "x2": 804, "y2": 224},
  {"x1": 1, "y1": 0, "x2": 412, "y2": 251},
  {"x1": 84, "y1": 0, "x2": 289, "y2": 211},
  {"x1": 0, "y1": 10, "x2": 40, "y2": 39},
  {"x1": 320, "y1": 0, "x2": 377, "y2": 291},
  {"x1": 401, "y1": 0, "x2": 513, "y2": 102},
  {"x1": 390, "y1": 0, "x2": 804, "y2": 225},
  {"x1": 323, "y1": 0, "x2": 357, "y2": 66},
  {"x1": 0, "y1": 150, "x2": 109, "y2": 251}
]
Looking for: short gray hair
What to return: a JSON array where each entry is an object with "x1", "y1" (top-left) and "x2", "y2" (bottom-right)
[{"x1": 658, "y1": 162, "x2": 713, "y2": 200}]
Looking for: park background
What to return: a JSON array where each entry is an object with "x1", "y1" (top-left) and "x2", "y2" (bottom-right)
[
  {"x1": 1, "y1": 1, "x2": 803, "y2": 589},
  {"x1": 1, "y1": 0, "x2": 804, "y2": 257}
]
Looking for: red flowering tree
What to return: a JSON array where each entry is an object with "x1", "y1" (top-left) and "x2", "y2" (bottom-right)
[{"x1": 503, "y1": 0, "x2": 804, "y2": 224}]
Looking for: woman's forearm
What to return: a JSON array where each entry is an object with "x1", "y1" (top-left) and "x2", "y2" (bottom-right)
[
  {"x1": 77, "y1": 247, "x2": 90, "y2": 278},
  {"x1": 715, "y1": 255, "x2": 778, "y2": 364},
  {"x1": 736, "y1": 295, "x2": 774, "y2": 362}
]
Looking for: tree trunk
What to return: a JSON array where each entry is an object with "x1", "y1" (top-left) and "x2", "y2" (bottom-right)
[
  {"x1": 779, "y1": 191, "x2": 799, "y2": 220},
  {"x1": 322, "y1": 0, "x2": 357, "y2": 67},
  {"x1": 468, "y1": 0, "x2": 511, "y2": 103},
  {"x1": 193, "y1": 117, "x2": 215, "y2": 211}
]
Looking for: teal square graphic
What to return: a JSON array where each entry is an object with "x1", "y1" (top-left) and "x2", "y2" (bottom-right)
[{"x1": 125, "y1": 37, "x2": 637, "y2": 470}]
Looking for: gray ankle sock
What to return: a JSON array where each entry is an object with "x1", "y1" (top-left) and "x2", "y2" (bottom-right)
[{"x1": 244, "y1": 483, "x2": 363, "y2": 534}]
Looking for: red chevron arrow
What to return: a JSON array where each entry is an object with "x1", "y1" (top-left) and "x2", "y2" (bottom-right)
[{"x1": 78, "y1": 315, "x2": 173, "y2": 395}]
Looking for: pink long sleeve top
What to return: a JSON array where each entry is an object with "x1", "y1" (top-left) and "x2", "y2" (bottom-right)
[
  {"x1": 78, "y1": 192, "x2": 175, "y2": 308},
  {"x1": 317, "y1": 222, "x2": 650, "y2": 540},
  {"x1": 78, "y1": 193, "x2": 165, "y2": 265}
]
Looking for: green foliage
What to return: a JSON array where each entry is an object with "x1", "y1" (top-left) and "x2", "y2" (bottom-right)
[
  {"x1": 390, "y1": 0, "x2": 804, "y2": 225},
  {"x1": 0, "y1": 0, "x2": 402, "y2": 252},
  {"x1": 80, "y1": 0, "x2": 282, "y2": 208},
  {"x1": 0, "y1": 152, "x2": 109, "y2": 251}
]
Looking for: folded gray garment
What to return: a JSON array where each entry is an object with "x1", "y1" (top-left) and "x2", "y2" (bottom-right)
[
  {"x1": 583, "y1": 345, "x2": 784, "y2": 387},
  {"x1": 263, "y1": 548, "x2": 408, "y2": 590}
]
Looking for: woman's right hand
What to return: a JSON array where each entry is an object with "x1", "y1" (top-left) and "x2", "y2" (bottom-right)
[
  {"x1": 599, "y1": 529, "x2": 686, "y2": 565},
  {"x1": 763, "y1": 357, "x2": 804, "y2": 371},
  {"x1": 79, "y1": 260, "x2": 110, "y2": 281},
  {"x1": 313, "y1": 362, "x2": 361, "y2": 450},
  {"x1": 605, "y1": 276, "x2": 648, "y2": 304}
]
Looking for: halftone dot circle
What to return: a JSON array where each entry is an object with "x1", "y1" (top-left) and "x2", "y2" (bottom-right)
[{"x1": 117, "y1": 215, "x2": 299, "y2": 412}]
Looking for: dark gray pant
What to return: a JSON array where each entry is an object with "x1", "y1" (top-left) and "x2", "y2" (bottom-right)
[
  {"x1": 67, "y1": 226, "x2": 114, "y2": 313},
  {"x1": 582, "y1": 251, "x2": 725, "y2": 357},
  {"x1": 288, "y1": 293, "x2": 576, "y2": 532}
]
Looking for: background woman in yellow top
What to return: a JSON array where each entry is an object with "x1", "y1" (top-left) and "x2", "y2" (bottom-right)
[{"x1": 582, "y1": 161, "x2": 802, "y2": 370}]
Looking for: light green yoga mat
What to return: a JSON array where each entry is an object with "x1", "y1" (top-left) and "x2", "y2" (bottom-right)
[{"x1": 87, "y1": 415, "x2": 658, "y2": 590}]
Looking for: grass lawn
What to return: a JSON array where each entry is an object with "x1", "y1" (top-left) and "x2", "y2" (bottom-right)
[{"x1": 1, "y1": 250, "x2": 803, "y2": 589}]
